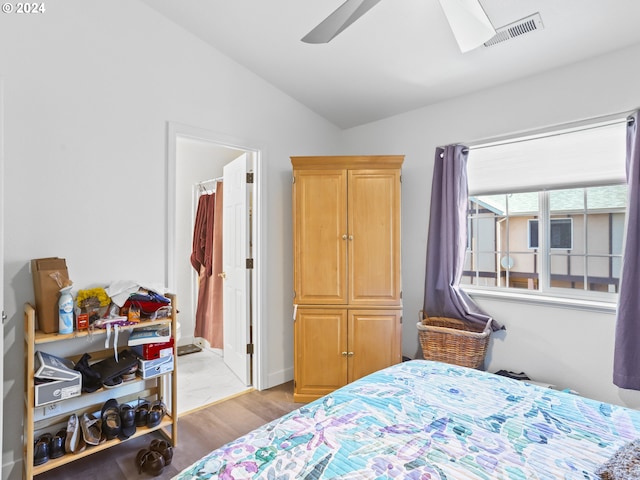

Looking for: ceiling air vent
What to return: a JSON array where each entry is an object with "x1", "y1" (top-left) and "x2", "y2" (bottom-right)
[{"x1": 484, "y1": 13, "x2": 544, "y2": 47}]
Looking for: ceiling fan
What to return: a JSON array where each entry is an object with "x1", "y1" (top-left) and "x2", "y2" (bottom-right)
[{"x1": 302, "y1": 0, "x2": 497, "y2": 53}]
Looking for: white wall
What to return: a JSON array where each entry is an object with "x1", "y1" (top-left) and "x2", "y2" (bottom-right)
[
  {"x1": 0, "y1": 1, "x2": 342, "y2": 477},
  {"x1": 341, "y1": 42, "x2": 640, "y2": 408},
  {"x1": 4, "y1": 1, "x2": 640, "y2": 477}
]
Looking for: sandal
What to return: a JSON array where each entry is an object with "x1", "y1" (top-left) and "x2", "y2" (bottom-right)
[
  {"x1": 135, "y1": 398, "x2": 151, "y2": 427},
  {"x1": 65, "y1": 414, "x2": 86, "y2": 454},
  {"x1": 147, "y1": 399, "x2": 166, "y2": 428},
  {"x1": 149, "y1": 438, "x2": 173, "y2": 466},
  {"x1": 80, "y1": 413, "x2": 102, "y2": 446},
  {"x1": 136, "y1": 448, "x2": 165, "y2": 476}
]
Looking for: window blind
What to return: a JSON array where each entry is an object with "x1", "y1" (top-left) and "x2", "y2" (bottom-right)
[{"x1": 467, "y1": 121, "x2": 627, "y2": 196}]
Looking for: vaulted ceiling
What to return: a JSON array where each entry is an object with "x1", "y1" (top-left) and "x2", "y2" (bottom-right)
[{"x1": 139, "y1": 0, "x2": 640, "y2": 129}]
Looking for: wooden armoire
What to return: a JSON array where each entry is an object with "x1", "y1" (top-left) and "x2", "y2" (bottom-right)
[{"x1": 291, "y1": 155, "x2": 403, "y2": 402}]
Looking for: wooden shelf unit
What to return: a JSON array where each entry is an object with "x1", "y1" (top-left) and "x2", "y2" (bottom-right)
[{"x1": 23, "y1": 294, "x2": 179, "y2": 479}]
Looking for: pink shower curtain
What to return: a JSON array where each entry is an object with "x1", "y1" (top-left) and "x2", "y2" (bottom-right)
[{"x1": 191, "y1": 182, "x2": 224, "y2": 348}]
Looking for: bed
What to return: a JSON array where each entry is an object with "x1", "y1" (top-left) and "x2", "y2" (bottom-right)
[{"x1": 174, "y1": 360, "x2": 640, "y2": 479}]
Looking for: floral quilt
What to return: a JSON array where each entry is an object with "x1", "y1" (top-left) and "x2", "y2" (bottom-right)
[{"x1": 174, "y1": 360, "x2": 640, "y2": 479}]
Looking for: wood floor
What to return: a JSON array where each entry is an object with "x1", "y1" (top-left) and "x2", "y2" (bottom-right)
[{"x1": 35, "y1": 382, "x2": 303, "y2": 479}]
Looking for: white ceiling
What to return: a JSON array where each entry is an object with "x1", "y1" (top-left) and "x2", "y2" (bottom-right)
[{"x1": 139, "y1": 0, "x2": 640, "y2": 129}]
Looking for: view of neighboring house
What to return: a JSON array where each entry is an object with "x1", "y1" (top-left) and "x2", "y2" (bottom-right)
[{"x1": 463, "y1": 185, "x2": 627, "y2": 293}]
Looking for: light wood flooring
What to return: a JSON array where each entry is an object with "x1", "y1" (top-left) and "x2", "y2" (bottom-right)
[{"x1": 35, "y1": 382, "x2": 302, "y2": 479}]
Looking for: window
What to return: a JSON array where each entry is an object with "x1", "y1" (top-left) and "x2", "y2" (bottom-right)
[
  {"x1": 462, "y1": 119, "x2": 628, "y2": 301},
  {"x1": 528, "y1": 218, "x2": 573, "y2": 249}
]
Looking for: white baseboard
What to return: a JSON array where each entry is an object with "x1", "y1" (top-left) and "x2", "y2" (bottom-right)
[{"x1": 266, "y1": 366, "x2": 293, "y2": 390}]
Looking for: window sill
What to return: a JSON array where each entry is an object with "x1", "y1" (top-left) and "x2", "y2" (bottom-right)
[{"x1": 462, "y1": 286, "x2": 618, "y2": 314}]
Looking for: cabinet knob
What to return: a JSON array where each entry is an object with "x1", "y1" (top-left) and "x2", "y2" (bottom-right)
[
  {"x1": 218, "y1": 272, "x2": 227, "y2": 279},
  {"x1": 341, "y1": 351, "x2": 348, "y2": 356},
  {"x1": 347, "y1": 352, "x2": 354, "y2": 357},
  {"x1": 342, "y1": 235, "x2": 348, "y2": 240},
  {"x1": 348, "y1": 235, "x2": 353, "y2": 241}
]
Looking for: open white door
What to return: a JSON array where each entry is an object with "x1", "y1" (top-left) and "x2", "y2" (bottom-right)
[{"x1": 222, "y1": 153, "x2": 251, "y2": 385}]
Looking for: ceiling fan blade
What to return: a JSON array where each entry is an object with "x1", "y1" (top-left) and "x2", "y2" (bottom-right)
[
  {"x1": 438, "y1": 0, "x2": 496, "y2": 52},
  {"x1": 301, "y1": 0, "x2": 384, "y2": 44}
]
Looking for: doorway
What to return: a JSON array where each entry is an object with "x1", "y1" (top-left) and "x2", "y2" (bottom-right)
[{"x1": 166, "y1": 122, "x2": 264, "y2": 414}]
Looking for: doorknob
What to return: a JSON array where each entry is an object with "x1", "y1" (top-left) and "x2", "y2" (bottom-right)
[{"x1": 218, "y1": 272, "x2": 227, "y2": 279}]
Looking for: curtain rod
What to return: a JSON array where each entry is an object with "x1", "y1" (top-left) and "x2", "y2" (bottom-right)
[
  {"x1": 439, "y1": 111, "x2": 636, "y2": 157},
  {"x1": 196, "y1": 176, "x2": 223, "y2": 186}
]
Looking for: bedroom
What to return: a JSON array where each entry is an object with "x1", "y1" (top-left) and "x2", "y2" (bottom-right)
[{"x1": 3, "y1": 0, "x2": 640, "y2": 478}]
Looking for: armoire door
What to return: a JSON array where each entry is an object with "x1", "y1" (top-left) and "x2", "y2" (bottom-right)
[
  {"x1": 293, "y1": 169, "x2": 348, "y2": 305},
  {"x1": 294, "y1": 308, "x2": 348, "y2": 401},
  {"x1": 347, "y1": 309, "x2": 402, "y2": 382},
  {"x1": 348, "y1": 169, "x2": 402, "y2": 305}
]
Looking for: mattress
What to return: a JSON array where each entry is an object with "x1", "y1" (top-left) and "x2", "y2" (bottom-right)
[{"x1": 174, "y1": 360, "x2": 640, "y2": 479}]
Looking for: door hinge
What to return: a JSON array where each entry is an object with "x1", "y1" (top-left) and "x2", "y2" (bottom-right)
[
  {"x1": 246, "y1": 258, "x2": 254, "y2": 269},
  {"x1": 246, "y1": 172, "x2": 254, "y2": 184},
  {"x1": 293, "y1": 379, "x2": 296, "y2": 388},
  {"x1": 246, "y1": 343, "x2": 254, "y2": 355},
  {"x1": 292, "y1": 175, "x2": 295, "y2": 184},
  {"x1": 1, "y1": 311, "x2": 6, "y2": 324}
]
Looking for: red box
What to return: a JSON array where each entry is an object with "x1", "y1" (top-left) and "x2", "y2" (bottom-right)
[
  {"x1": 139, "y1": 338, "x2": 174, "y2": 360},
  {"x1": 76, "y1": 313, "x2": 89, "y2": 330}
]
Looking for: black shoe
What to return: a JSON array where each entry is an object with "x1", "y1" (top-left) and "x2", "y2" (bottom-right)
[
  {"x1": 101, "y1": 398, "x2": 121, "y2": 440},
  {"x1": 149, "y1": 439, "x2": 173, "y2": 466},
  {"x1": 73, "y1": 353, "x2": 103, "y2": 393},
  {"x1": 119, "y1": 403, "x2": 136, "y2": 439},
  {"x1": 135, "y1": 399, "x2": 151, "y2": 427},
  {"x1": 147, "y1": 400, "x2": 166, "y2": 428},
  {"x1": 136, "y1": 448, "x2": 165, "y2": 476},
  {"x1": 49, "y1": 430, "x2": 66, "y2": 459},
  {"x1": 33, "y1": 435, "x2": 51, "y2": 466}
]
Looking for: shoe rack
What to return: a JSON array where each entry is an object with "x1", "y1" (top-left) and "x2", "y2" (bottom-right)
[{"x1": 23, "y1": 294, "x2": 179, "y2": 479}]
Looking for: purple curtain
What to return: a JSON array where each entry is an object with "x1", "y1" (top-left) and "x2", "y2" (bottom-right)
[
  {"x1": 613, "y1": 112, "x2": 640, "y2": 389},
  {"x1": 423, "y1": 145, "x2": 502, "y2": 331}
]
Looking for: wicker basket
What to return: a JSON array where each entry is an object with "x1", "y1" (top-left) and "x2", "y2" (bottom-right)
[{"x1": 417, "y1": 312, "x2": 492, "y2": 369}]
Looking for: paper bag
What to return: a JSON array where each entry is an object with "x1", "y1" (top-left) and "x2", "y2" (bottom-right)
[{"x1": 31, "y1": 257, "x2": 69, "y2": 333}]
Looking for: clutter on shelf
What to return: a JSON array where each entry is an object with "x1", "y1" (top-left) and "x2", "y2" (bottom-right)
[{"x1": 30, "y1": 257, "x2": 172, "y2": 336}]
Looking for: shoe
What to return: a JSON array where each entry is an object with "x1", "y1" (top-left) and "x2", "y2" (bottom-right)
[
  {"x1": 147, "y1": 399, "x2": 166, "y2": 428},
  {"x1": 101, "y1": 399, "x2": 121, "y2": 440},
  {"x1": 65, "y1": 414, "x2": 86, "y2": 454},
  {"x1": 102, "y1": 376, "x2": 123, "y2": 388},
  {"x1": 49, "y1": 430, "x2": 66, "y2": 459},
  {"x1": 136, "y1": 448, "x2": 165, "y2": 476},
  {"x1": 80, "y1": 413, "x2": 102, "y2": 446},
  {"x1": 73, "y1": 353, "x2": 103, "y2": 393},
  {"x1": 135, "y1": 399, "x2": 151, "y2": 427},
  {"x1": 149, "y1": 438, "x2": 173, "y2": 466},
  {"x1": 33, "y1": 434, "x2": 51, "y2": 466},
  {"x1": 119, "y1": 403, "x2": 136, "y2": 439}
]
